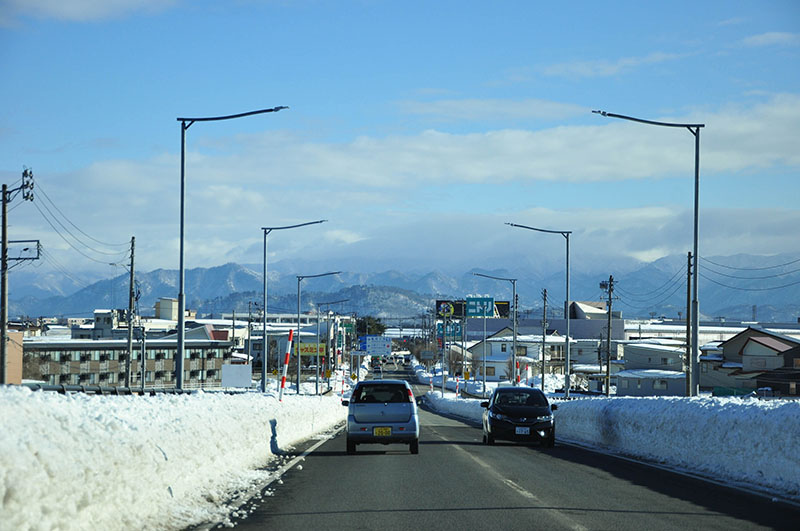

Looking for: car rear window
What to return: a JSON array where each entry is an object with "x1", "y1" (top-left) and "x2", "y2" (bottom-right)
[
  {"x1": 494, "y1": 391, "x2": 547, "y2": 407},
  {"x1": 352, "y1": 383, "x2": 408, "y2": 403}
]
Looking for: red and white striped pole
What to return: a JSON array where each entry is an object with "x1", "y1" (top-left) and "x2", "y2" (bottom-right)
[
  {"x1": 279, "y1": 329, "x2": 294, "y2": 402},
  {"x1": 516, "y1": 360, "x2": 520, "y2": 384},
  {"x1": 456, "y1": 376, "x2": 460, "y2": 398}
]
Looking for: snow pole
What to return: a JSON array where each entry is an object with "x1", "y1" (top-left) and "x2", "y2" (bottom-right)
[
  {"x1": 279, "y1": 329, "x2": 294, "y2": 402},
  {"x1": 430, "y1": 376, "x2": 433, "y2": 393},
  {"x1": 456, "y1": 376, "x2": 460, "y2": 399}
]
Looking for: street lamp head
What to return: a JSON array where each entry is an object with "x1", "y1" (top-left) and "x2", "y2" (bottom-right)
[{"x1": 592, "y1": 110, "x2": 608, "y2": 116}]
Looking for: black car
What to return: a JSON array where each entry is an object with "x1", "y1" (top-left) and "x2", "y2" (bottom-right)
[{"x1": 481, "y1": 387, "x2": 558, "y2": 447}]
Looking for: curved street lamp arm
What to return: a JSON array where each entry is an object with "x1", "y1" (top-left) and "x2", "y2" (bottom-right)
[
  {"x1": 178, "y1": 106, "x2": 288, "y2": 123},
  {"x1": 262, "y1": 219, "x2": 327, "y2": 234},
  {"x1": 592, "y1": 110, "x2": 704, "y2": 130},
  {"x1": 473, "y1": 272, "x2": 516, "y2": 283},
  {"x1": 298, "y1": 271, "x2": 341, "y2": 281},
  {"x1": 506, "y1": 222, "x2": 571, "y2": 238}
]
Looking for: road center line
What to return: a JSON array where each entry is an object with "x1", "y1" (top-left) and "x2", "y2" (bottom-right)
[{"x1": 428, "y1": 425, "x2": 588, "y2": 531}]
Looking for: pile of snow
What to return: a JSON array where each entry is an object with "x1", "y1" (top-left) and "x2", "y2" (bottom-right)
[
  {"x1": 1, "y1": 379, "x2": 349, "y2": 531},
  {"x1": 425, "y1": 391, "x2": 800, "y2": 499}
]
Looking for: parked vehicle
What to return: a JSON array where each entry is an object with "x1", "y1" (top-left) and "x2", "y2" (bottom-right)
[
  {"x1": 342, "y1": 380, "x2": 420, "y2": 454},
  {"x1": 481, "y1": 387, "x2": 557, "y2": 447}
]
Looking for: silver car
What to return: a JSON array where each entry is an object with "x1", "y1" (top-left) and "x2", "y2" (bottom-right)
[{"x1": 342, "y1": 379, "x2": 420, "y2": 454}]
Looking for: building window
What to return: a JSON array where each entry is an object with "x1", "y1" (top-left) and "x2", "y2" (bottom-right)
[
  {"x1": 636, "y1": 379, "x2": 641, "y2": 389},
  {"x1": 501, "y1": 344, "x2": 507, "y2": 352},
  {"x1": 486, "y1": 367, "x2": 495, "y2": 376},
  {"x1": 751, "y1": 359, "x2": 766, "y2": 368},
  {"x1": 654, "y1": 379, "x2": 668, "y2": 390},
  {"x1": 793, "y1": 359, "x2": 800, "y2": 369},
  {"x1": 790, "y1": 382, "x2": 797, "y2": 395},
  {"x1": 620, "y1": 379, "x2": 628, "y2": 389}
]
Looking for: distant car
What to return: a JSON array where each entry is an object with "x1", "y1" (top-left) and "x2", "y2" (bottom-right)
[
  {"x1": 481, "y1": 387, "x2": 558, "y2": 447},
  {"x1": 342, "y1": 379, "x2": 420, "y2": 454}
]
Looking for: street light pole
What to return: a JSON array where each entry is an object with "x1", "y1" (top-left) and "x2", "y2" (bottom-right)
[
  {"x1": 260, "y1": 220, "x2": 327, "y2": 392},
  {"x1": 317, "y1": 299, "x2": 348, "y2": 394},
  {"x1": 507, "y1": 223, "x2": 572, "y2": 398},
  {"x1": 296, "y1": 271, "x2": 341, "y2": 394},
  {"x1": 592, "y1": 110, "x2": 704, "y2": 396},
  {"x1": 473, "y1": 273, "x2": 518, "y2": 383},
  {"x1": 176, "y1": 106, "x2": 287, "y2": 390}
]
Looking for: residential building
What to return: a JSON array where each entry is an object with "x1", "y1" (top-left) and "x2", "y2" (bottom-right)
[
  {"x1": 756, "y1": 345, "x2": 800, "y2": 397},
  {"x1": 699, "y1": 327, "x2": 800, "y2": 393},
  {"x1": 23, "y1": 325, "x2": 232, "y2": 389}
]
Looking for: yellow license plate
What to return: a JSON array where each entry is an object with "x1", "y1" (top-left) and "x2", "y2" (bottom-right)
[{"x1": 373, "y1": 427, "x2": 392, "y2": 436}]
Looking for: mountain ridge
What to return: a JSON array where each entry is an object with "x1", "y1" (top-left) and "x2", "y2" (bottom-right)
[{"x1": 9, "y1": 253, "x2": 800, "y2": 322}]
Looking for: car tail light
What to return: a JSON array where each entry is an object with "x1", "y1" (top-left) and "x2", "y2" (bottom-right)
[{"x1": 407, "y1": 388, "x2": 414, "y2": 403}]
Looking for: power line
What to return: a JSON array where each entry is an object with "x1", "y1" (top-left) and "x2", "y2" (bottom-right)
[
  {"x1": 698, "y1": 271, "x2": 800, "y2": 292},
  {"x1": 700, "y1": 255, "x2": 800, "y2": 271},
  {"x1": 33, "y1": 196, "x2": 129, "y2": 257},
  {"x1": 33, "y1": 201, "x2": 129, "y2": 265},
  {"x1": 701, "y1": 262, "x2": 800, "y2": 280},
  {"x1": 615, "y1": 266, "x2": 686, "y2": 302},
  {"x1": 616, "y1": 278, "x2": 687, "y2": 311},
  {"x1": 35, "y1": 182, "x2": 129, "y2": 248}
]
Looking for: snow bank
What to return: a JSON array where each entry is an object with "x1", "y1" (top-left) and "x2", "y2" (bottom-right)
[
  {"x1": 555, "y1": 396, "x2": 800, "y2": 497},
  {"x1": 425, "y1": 392, "x2": 800, "y2": 499},
  {"x1": 0, "y1": 384, "x2": 347, "y2": 531}
]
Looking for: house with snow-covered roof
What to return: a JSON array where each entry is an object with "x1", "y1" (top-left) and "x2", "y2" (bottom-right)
[{"x1": 700, "y1": 326, "x2": 800, "y2": 394}]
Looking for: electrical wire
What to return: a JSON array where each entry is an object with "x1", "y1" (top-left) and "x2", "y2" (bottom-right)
[
  {"x1": 616, "y1": 278, "x2": 687, "y2": 312},
  {"x1": 33, "y1": 196, "x2": 129, "y2": 257},
  {"x1": 33, "y1": 201, "x2": 129, "y2": 265},
  {"x1": 39, "y1": 247, "x2": 91, "y2": 289},
  {"x1": 701, "y1": 255, "x2": 800, "y2": 271},
  {"x1": 700, "y1": 262, "x2": 800, "y2": 280},
  {"x1": 615, "y1": 266, "x2": 686, "y2": 303},
  {"x1": 35, "y1": 182, "x2": 129, "y2": 248},
  {"x1": 699, "y1": 271, "x2": 800, "y2": 291}
]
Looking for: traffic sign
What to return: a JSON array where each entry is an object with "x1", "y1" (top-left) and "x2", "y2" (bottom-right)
[
  {"x1": 436, "y1": 321, "x2": 462, "y2": 339},
  {"x1": 466, "y1": 297, "x2": 494, "y2": 317},
  {"x1": 365, "y1": 335, "x2": 391, "y2": 357}
]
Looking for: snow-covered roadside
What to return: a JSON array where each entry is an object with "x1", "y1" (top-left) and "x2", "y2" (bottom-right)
[
  {"x1": 1, "y1": 383, "x2": 348, "y2": 531},
  {"x1": 425, "y1": 391, "x2": 800, "y2": 500}
]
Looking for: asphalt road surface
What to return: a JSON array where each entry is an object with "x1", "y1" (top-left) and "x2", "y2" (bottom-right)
[{"x1": 215, "y1": 365, "x2": 799, "y2": 531}]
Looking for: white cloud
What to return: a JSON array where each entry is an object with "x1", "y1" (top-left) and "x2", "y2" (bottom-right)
[
  {"x1": 324, "y1": 230, "x2": 367, "y2": 245},
  {"x1": 742, "y1": 32, "x2": 800, "y2": 47},
  {"x1": 399, "y1": 98, "x2": 587, "y2": 122},
  {"x1": 14, "y1": 94, "x2": 800, "y2": 276},
  {"x1": 543, "y1": 52, "x2": 682, "y2": 78},
  {"x1": 0, "y1": 0, "x2": 176, "y2": 22}
]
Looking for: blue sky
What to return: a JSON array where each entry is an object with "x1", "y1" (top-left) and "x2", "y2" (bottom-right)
[{"x1": 1, "y1": 0, "x2": 799, "y2": 283}]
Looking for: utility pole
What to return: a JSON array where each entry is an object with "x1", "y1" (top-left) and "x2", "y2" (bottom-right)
[
  {"x1": 2, "y1": 169, "x2": 35, "y2": 384},
  {"x1": 126, "y1": 237, "x2": 135, "y2": 387},
  {"x1": 685, "y1": 252, "x2": 692, "y2": 397},
  {"x1": 600, "y1": 276, "x2": 614, "y2": 396},
  {"x1": 541, "y1": 289, "x2": 547, "y2": 392}
]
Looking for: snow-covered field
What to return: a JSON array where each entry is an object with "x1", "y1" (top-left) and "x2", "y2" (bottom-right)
[{"x1": 3, "y1": 361, "x2": 799, "y2": 531}]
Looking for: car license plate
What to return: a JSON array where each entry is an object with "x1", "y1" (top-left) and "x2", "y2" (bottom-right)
[
  {"x1": 373, "y1": 427, "x2": 392, "y2": 436},
  {"x1": 515, "y1": 427, "x2": 530, "y2": 435}
]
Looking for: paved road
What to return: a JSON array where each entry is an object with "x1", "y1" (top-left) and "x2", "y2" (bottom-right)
[{"x1": 220, "y1": 366, "x2": 799, "y2": 531}]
